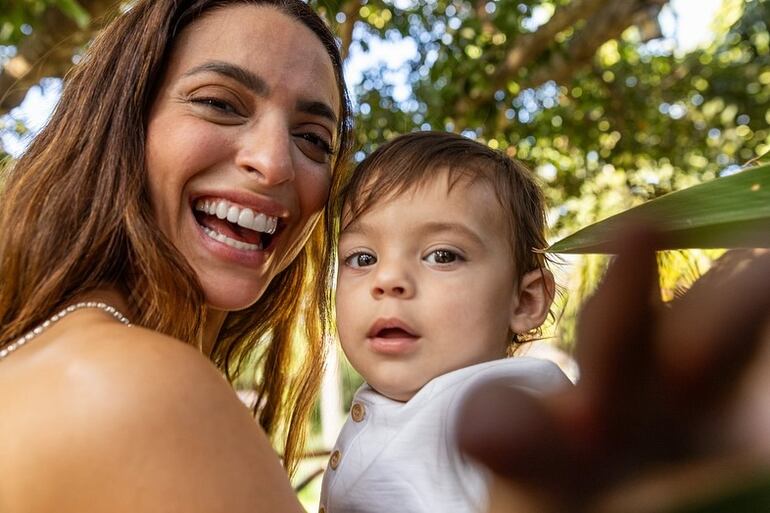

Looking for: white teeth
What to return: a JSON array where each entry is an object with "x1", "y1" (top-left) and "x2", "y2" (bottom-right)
[
  {"x1": 194, "y1": 199, "x2": 279, "y2": 234},
  {"x1": 201, "y1": 226, "x2": 262, "y2": 251},
  {"x1": 238, "y1": 208, "x2": 254, "y2": 227},
  {"x1": 254, "y1": 213, "x2": 267, "y2": 232},
  {"x1": 226, "y1": 206, "x2": 239, "y2": 223},
  {"x1": 215, "y1": 201, "x2": 228, "y2": 219}
]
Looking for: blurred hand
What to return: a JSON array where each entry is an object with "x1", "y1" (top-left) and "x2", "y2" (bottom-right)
[{"x1": 457, "y1": 230, "x2": 770, "y2": 512}]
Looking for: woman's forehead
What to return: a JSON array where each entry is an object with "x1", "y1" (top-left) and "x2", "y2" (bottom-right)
[{"x1": 169, "y1": 5, "x2": 340, "y2": 113}]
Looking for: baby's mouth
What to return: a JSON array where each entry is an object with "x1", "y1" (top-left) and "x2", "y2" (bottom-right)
[
  {"x1": 193, "y1": 198, "x2": 280, "y2": 251},
  {"x1": 368, "y1": 319, "x2": 419, "y2": 339},
  {"x1": 367, "y1": 319, "x2": 420, "y2": 356},
  {"x1": 375, "y1": 327, "x2": 417, "y2": 338}
]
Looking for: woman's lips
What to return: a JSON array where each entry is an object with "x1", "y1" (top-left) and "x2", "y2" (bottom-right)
[
  {"x1": 190, "y1": 211, "x2": 288, "y2": 263},
  {"x1": 191, "y1": 196, "x2": 287, "y2": 251}
]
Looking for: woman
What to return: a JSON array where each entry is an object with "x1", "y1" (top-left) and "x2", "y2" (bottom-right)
[{"x1": 0, "y1": 0, "x2": 352, "y2": 510}]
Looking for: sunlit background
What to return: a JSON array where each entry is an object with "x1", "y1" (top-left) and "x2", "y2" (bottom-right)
[{"x1": 0, "y1": 0, "x2": 726, "y2": 156}]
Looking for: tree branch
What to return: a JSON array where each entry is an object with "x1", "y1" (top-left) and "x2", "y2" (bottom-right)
[
  {"x1": 454, "y1": 0, "x2": 610, "y2": 118},
  {"x1": 473, "y1": 0, "x2": 496, "y2": 35},
  {"x1": 522, "y1": 0, "x2": 668, "y2": 88},
  {"x1": 495, "y1": 0, "x2": 609, "y2": 83},
  {"x1": 454, "y1": 0, "x2": 670, "y2": 122},
  {"x1": 337, "y1": 0, "x2": 361, "y2": 62}
]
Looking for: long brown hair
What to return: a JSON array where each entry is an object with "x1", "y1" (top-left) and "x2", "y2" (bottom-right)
[{"x1": 0, "y1": 0, "x2": 353, "y2": 475}]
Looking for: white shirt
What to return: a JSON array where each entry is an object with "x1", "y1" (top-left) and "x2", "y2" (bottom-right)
[{"x1": 319, "y1": 357, "x2": 571, "y2": 513}]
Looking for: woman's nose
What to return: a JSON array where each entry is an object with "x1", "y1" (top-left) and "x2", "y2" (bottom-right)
[
  {"x1": 371, "y1": 264, "x2": 415, "y2": 299},
  {"x1": 235, "y1": 115, "x2": 294, "y2": 185}
]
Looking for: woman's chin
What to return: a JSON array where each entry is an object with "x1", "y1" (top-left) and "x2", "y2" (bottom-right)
[
  {"x1": 201, "y1": 283, "x2": 267, "y2": 314},
  {"x1": 205, "y1": 297, "x2": 260, "y2": 313}
]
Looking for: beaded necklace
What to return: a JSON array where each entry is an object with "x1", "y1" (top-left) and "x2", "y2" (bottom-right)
[{"x1": 0, "y1": 302, "x2": 132, "y2": 361}]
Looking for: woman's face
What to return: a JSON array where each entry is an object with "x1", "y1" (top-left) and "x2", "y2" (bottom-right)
[{"x1": 145, "y1": 5, "x2": 340, "y2": 311}]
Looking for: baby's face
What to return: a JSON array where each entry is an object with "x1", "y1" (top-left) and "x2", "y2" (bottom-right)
[{"x1": 335, "y1": 173, "x2": 520, "y2": 401}]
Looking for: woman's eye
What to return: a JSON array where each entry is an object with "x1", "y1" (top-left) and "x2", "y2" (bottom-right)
[
  {"x1": 424, "y1": 249, "x2": 461, "y2": 265},
  {"x1": 345, "y1": 252, "x2": 377, "y2": 269},
  {"x1": 295, "y1": 132, "x2": 334, "y2": 164},
  {"x1": 191, "y1": 97, "x2": 238, "y2": 115}
]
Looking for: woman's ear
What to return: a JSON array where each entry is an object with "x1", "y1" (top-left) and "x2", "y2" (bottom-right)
[{"x1": 509, "y1": 268, "x2": 555, "y2": 335}]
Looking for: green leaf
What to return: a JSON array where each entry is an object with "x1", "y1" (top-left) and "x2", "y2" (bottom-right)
[
  {"x1": 548, "y1": 163, "x2": 770, "y2": 254},
  {"x1": 54, "y1": 0, "x2": 91, "y2": 29}
]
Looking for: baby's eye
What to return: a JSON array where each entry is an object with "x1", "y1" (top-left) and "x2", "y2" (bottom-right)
[
  {"x1": 424, "y1": 249, "x2": 461, "y2": 265},
  {"x1": 345, "y1": 251, "x2": 377, "y2": 268}
]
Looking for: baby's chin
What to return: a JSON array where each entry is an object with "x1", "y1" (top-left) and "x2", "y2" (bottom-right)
[
  {"x1": 367, "y1": 364, "x2": 477, "y2": 402},
  {"x1": 367, "y1": 380, "x2": 419, "y2": 403}
]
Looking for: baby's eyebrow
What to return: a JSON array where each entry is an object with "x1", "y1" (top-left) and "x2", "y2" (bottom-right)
[
  {"x1": 339, "y1": 220, "x2": 367, "y2": 237},
  {"x1": 339, "y1": 219, "x2": 486, "y2": 248},
  {"x1": 417, "y1": 221, "x2": 485, "y2": 246}
]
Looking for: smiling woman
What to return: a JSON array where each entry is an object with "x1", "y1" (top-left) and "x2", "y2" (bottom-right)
[
  {"x1": 0, "y1": 1, "x2": 352, "y2": 511},
  {"x1": 145, "y1": 4, "x2": 340, "y2": 315}
]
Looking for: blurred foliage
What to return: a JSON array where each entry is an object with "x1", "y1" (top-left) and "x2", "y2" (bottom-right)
[
  {"x1": 318, "y1": 0, "x2": 769, "y2": 227},
  {"x1": 0, "y1": 0, "x2": 89, "y2": 44},
  {"x1": 2, "y1": 1, "x2": 57, "y2": 44}
]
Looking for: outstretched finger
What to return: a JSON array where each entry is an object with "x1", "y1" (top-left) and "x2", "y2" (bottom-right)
[
  {"x1": 658, "y1": 250, "x2": 770, "y2": 413},
  {"x1": 456, "y1": 381, "x2": 568, "y2": 485},
  {"x1": 575, "y1": 227, "x2": 660, "y2": 414}
]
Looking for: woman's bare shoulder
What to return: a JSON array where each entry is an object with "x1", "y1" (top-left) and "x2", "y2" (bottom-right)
[
  {"x1": 2, "y1": 314, "x2": 229, "y2": 407},
  {"x1": 0, "y1": 315, "x2": 303, "y2": 512}
]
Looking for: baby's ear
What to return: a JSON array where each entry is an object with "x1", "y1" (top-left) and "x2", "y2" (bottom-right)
[{"x1": 509, "y1": 268, "x2": 555, "y2": 335}]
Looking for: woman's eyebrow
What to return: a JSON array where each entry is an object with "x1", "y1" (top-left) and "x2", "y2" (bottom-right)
[
  {"x1": 184, "y1": 60, "x2": 268, "y2": 96},
  {"x1": 297, "y1": 99, "x2": 337, "y2": 125},
  {"x1": 183, "y1": 61, "x2": 337, "y2": 125}
]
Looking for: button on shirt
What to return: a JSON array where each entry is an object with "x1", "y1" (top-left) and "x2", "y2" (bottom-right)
[
  {"x1": 350, "y1": 402, "x2": 365, "y2": 422},
  {"x1": 319, "y1": 357, "x2": 571, "y2": 513}
]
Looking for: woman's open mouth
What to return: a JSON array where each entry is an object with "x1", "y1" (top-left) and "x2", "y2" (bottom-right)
[{"x1": 193, "y1": 198, "x2": 281, "y2": 251}]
